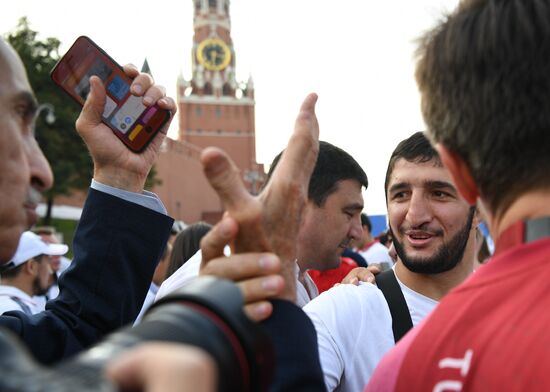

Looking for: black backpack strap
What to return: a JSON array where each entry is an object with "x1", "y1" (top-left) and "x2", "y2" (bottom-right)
[{"x1": 375, "y1": 269, "x2": 413, "y2": 343}]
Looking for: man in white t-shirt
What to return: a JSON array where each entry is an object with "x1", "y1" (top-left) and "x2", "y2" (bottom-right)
[
  {"x1": 0, "y1": 231, "x2": 68, "y2": 315},
  {"x1": 303, "y1": 132, "x2": 479, "y2": 391},
  {"x1": 356, "y1": 213, "x2": 393, "y2": 268}
]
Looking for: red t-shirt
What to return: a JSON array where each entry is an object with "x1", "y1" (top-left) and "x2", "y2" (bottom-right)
[
  {"x1": 308, "y1": 257, "x2": 358, "y2": 293},
  {"x1": 366, "y1": 221, "x2": 550, "y2": 391}
]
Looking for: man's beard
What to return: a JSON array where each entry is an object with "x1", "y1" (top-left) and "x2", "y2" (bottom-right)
[
  {"x1": 391, "y1": 207, "x2": 475, "y2": 275},
  {"x1": 32, "y1": 273, "x2": 54, "y2": 297}
]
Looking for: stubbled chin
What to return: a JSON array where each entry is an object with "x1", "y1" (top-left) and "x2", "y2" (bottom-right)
[{"x1": 25, "y1": 207, "x2": 39, "y2": 228}]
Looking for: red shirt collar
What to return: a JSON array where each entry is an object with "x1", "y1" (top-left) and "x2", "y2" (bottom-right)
[
  {"x1": 494, "y1": 217, "x2": 550, "y2": 256},
  {"x1": 494, "y1": 221, "x2": 525, "y2": 256}
]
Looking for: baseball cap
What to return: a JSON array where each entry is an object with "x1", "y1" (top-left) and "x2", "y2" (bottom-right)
[{"x1": 1, "y1": 231, "x2": 68, "y2": 272}]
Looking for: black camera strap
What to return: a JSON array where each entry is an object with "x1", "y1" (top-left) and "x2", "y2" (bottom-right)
[{"x1": 375, "y1": 269, "x2": 413, "y2": 343}]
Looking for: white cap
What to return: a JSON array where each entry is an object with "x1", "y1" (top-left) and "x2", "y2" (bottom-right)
[{"x1": 2, "y1": 231, "x2": 68, "y2": 271}]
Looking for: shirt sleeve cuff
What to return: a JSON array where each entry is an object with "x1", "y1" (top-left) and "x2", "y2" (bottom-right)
[{"x1": 91, "y1": 179, "x2": 168, "y2": 215}]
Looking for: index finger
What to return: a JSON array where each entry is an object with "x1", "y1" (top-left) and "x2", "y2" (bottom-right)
[{"x1": 269, "y1": 93, "x2": 319, "y2": 190}]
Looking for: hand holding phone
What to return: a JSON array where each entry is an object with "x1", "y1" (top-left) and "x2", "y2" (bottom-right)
[
  {"x1": 51, "y1": 36, "x2": 176, "y2": 192},
  {"x1": 51, "y1": 36, "x2": 172, "y2": 153}
]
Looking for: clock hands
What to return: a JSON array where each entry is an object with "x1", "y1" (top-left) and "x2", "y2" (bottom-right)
[{"x1": 197, "y1": 38, "x2": 231, "y2": 71}]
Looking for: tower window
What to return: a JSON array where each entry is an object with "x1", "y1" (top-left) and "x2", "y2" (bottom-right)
[
  {"x1": 195, "y1": 0, "x2": 201, "y2": 12},
  {"x1": 222, "y1": 83, "x2": 232, "y2": 96},
  {"x1": 196, "y1": 106, "x2": 202, "y2": 116},
  {"x1": 215, "y1": 107, "x2": 222, "y2": 118},
  {"x1": 209, "y1": 0, "x2": 216, "y2": 8}
]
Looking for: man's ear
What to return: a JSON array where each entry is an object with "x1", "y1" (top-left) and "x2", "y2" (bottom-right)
[
  {"x1": 435, "y1": 144, "x2": 479, "y2": 205},
  {"x1": 25, "y1": 259, "x2": 37, "y2": 276},
  {"x1": 472, "y1": 205, "x2": 482, "y2": 229}
]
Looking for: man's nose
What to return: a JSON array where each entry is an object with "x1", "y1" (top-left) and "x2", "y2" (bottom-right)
[
  {"x1": 28, "y1": 137, "x2": 53, "y2": 193},
  {"x1": 349, "y1": 215, "x2": 363, "y2": 241},
  {"x1": 405, "y1": 192, "x2": 432, "y2": 227}
]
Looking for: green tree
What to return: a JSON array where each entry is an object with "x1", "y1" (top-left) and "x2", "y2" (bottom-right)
[{"x1": 5, "y1": 18, "x2": 161, "y2": 223}]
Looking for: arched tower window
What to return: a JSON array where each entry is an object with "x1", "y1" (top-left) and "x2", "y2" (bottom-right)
[{"x1": 222, "y1": 83, "x2": 232, "y2": 96}]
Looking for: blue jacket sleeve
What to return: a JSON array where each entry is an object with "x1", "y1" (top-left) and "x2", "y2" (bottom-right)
[
  {"x1": 263, "y1": 299, "x2": 327, "y2": 392},
  {"x1": 0, "y1": 189, "x2": 174, "y2": 364}
]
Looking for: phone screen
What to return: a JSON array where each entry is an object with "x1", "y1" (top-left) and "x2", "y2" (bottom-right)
[{"x1": 51, "y1": 36, "x2": 171, "y2": 152}]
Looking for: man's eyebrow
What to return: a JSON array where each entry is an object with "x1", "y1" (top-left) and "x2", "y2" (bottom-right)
[
  {"x1": 388, "y1": 182, "x2": 410, "y2": 194},
  {"x1": 344, "y1": 202, "x2": 364, "y2": 212},
  {"x1": 425, "y1": 180, "x2": 456, "y2": 192}
]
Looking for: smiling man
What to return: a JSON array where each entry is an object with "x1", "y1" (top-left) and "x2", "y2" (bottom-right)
[
  {"x1": 367, "y1": 0, "x2": 550, "y2": 390},
  {"x1": 303, "y1": 132, "x2": 478, "y2": 391}
]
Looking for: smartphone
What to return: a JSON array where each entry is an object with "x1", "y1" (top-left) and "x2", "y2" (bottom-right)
[{"x1": 51, "y1": 36, "x2": 171, "y2": 153}]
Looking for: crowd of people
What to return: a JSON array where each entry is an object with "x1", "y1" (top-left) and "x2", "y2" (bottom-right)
[{"x1": 1, "y1": 0, "x2": 549, "y2": 390}]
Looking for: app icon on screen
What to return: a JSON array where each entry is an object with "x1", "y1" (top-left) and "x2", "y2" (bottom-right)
[{"x1": 107, "y1": 75, "x2": 130, "y2": 101}]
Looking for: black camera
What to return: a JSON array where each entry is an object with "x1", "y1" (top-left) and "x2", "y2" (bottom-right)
[{"x1": 0, "y1": 276, "x2": 275, "y2": 391}]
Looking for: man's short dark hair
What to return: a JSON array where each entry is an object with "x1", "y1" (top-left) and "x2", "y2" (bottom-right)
[
  {"x1": 360, "y1": 213, "x2": 372, "y2": 232},
  {"x1": 0, "y1": 263, "x2": 25, "y2": 279},
  {"x1": 266, "y1": 141, "x2": 368, "y2": 206},
  {"x1": 384, "y1": 132, "x2": 441, "y2": 201},
  {"x1": 416, "y1": 0, "x2": 550, "y2": 215}
]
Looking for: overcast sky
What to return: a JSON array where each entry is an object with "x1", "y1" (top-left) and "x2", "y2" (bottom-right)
[{"x1": 2, "y1": 0, "x2": 459, "y2": 214}]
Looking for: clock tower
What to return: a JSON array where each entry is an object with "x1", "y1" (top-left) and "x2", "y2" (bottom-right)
[{"x1": 177, "y1": 0, "x2": 263, "y2": 193}]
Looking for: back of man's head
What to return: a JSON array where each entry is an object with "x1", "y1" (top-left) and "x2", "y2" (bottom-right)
[
  {"x1": 360, "y1": 213, "x2": 372, "y2": 233},
  {"x1": 384, "y1": 131, "x2": 441, "y2": 200},
  {"x1": 266, "y1": 141, "x2": 368, "y2": 206},
  {"x1": 416, "y1": 0, "x2": 550, "y2": 215}
]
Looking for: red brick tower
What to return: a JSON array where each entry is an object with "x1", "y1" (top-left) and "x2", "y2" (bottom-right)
[{"x1": 177, "y1": 0, "x2": 264, "y2": 194}]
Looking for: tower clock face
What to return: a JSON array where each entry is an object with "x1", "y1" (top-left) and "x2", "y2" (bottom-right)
[{"x1": 196, "y1": 38, "x2": 232, "y2": 71}]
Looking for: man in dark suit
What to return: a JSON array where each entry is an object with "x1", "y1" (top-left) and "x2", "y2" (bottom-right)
[{"x1": 0, "y1": 36, "x2": 185, "y2": 368}]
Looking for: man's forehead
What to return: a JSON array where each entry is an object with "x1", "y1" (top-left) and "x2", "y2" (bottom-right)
[
  {"x1": 326, "y1": 179, "x2": 364, "y2": 208},
  {"x1": 389, "y1": 158, "x2": 453, "y2": 187},
  {"x1": 0, "y1": 39, "x2": 32, "y2": 96}
]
